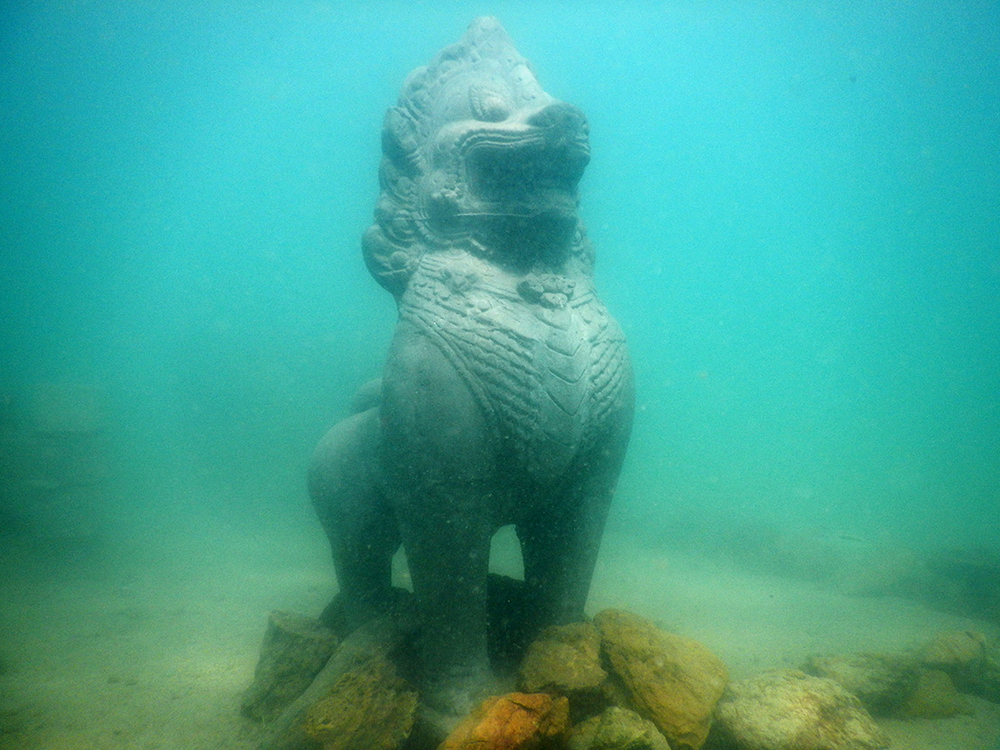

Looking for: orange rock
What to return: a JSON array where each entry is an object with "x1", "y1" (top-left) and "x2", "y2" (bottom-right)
[{"x1": 439, "y1": 692, "x2": 571, "y2": 750}]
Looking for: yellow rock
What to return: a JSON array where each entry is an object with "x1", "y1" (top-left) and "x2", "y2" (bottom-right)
[
  {"x1": 594, "y1": 609, "x2": 728, "y2": 750},
  {"x1": 921, "y1": 630, "x2": 987, "y2": 668},
  {"x1": 900, "y1": 669, "x2": 971, "y2": 718},
  {"x1": 302, "y1": 655, "x2": 417, "y2": 750}
]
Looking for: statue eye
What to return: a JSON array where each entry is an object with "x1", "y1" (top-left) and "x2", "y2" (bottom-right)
[{"x1": 469, "y1": 85, "x2": 511, "y2": 122}]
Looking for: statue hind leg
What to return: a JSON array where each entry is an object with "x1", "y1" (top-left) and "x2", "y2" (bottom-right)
[{"x1": 309, "y1": 406, "x2": 400, "y2": 636}]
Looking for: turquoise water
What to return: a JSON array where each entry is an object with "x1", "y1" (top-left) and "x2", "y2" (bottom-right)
[{"x1": 1, "y1": 1, "x2": 997, "y2": 557}]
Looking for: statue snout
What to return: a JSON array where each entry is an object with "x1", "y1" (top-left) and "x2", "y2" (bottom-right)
[{"x1": 527, "y1": 102, "x2": 589, "y2": 146}]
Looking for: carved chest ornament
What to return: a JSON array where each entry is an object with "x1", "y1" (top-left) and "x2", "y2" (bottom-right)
[{"x1": 359, "y1": 17, "x2": 628, "y2": 480}]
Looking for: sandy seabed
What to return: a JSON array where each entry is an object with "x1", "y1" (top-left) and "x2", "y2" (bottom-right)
[{"x1": 1, "y1": 508, "x2": 998, "y2": 750}]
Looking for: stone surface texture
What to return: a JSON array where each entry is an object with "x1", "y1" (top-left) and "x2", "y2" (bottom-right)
[
  {"x1": 439, "y1": 692, "x2": 571, "y2": 750},
  {"x1": 801, "y1": 652, "x2": 918, "y2": 715},
  {"x1": 518, "y1": 622, "x2": 607, "y2": 698},
  {"x1": 240, "y1": 611, "x2": 339, "y2": 723},
  {"x1": 714, "y1": 669, "x2": 890, "y2": 750},
  {"x1": 301, "y1": 653, "x2": 418, "y2": 750},
  {"x1": 568, "y1": 706, "x2": 671, "y2": 750},
  {"x1": 593, "y1": 609, "x2": 727, "y2": 750},
  {"x1": 920, "y1": 629, "x2": 1000, "y2": 702},
  {"x1": 899, "y1": 669, "x2": 971, "y2": 718},
  {"x1": 921, "y1": 629, "x2": 988, "y2": 669}
]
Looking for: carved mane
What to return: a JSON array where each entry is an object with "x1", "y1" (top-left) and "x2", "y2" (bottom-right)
[{"x1": 362, "y1": 17, "x2": 595, "y2": 297}]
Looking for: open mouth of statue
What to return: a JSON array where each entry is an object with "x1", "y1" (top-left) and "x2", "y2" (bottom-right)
[
  {"x1": 462, "y1": 135, "x2": 587, "y2": 266},
  {"x1": 420, "y1": 102, "x2": 591, "y2": 267},
  {"x1": 461, "y1": 125, "x2": 589, "y2": 213}
]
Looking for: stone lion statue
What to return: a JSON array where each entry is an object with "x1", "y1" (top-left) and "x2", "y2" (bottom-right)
[{"x1": 309, "y1": 16, "x2": 634, "y2": 728}]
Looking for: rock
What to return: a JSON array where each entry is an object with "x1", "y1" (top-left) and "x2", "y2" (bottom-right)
[
  {"x1": 241, "y1": 611, "x2": 339, "y2": 722},
  {"x1": 302, "y1": 654, "x2": 418, "y2": 750},
  {"x1": 831, "y1": 543, "x2": 932, "y2": 598},
  {"x1": 518, "y1": 622, "x2": 607, "y2": 714},
  {"x1": 919, "y1": 629, "x2": 1000, "y2": 702},
  {"x1": 967, "y1": 643, "x2": 1000, "y2": 703},
  {"x1": 600, "y1": 673, "x2": 637, "y2": 716},
  {"x1": 568, "y1": 706, "x2": 671, "y2": 750},
  {"x1": 920, "y1": 629, "x2": 987, "y2": 669},
  {"x1": 714, "y1": 670, "x2": 889, "y2": 750},
  {"x1": 319, "y1": 587, "x2": 413, "y2": 641},
  {"x1": 801, "y1": 652, "x2": 919, "y2": 715},
  {"x1": 439, "y1": 692, "x2": 571, "y2": 750},
  {"x1": 594, "y1": 609, "x2": 727, "y2": 750},
  {"x1": 899, "y1": 669, "x2": 971, "y2": 718},
  {"x1": 258, "y1": 615, "x2": 413, "y2": 750}
]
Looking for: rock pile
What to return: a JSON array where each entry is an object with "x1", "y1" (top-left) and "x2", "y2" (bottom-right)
[
  {"x1": 799, "y1": 628, "x2": 1000, "y2": 722},
  {"x1": 246, "y1": 607, "x2": 728, "y2": 750},
  {"x1": 243, "y1": 611, "x2": 1000, "y2": 750},
  {"x1": 438, "y1": 607, "x2": 728, "y2": 750}
]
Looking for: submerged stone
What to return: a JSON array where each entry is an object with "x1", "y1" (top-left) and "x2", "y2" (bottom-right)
[
  {"x1": 594, "y1": 609, "x2": 727, "y2": 750},
  {"x1": 568, "y1": 706, "x2": 671, "y2": 750},
  {"x1": 518, "y1": 621, "x2": 607, "y2": 713},
  {"x1": 241, "y1": 610, "x2": 339, "y2": 723},
  {"x1": 714, "y1": 670, "x2": 889, "y2": 750},
  {"x1": 439, "y1": 692, "x2": 571, "y2": 750},
  {"x1": 802, "y1": 652, "x2": 919, "y2": 715},
  {"x1": 302, "y1": 654, "x2": 418, "y2": 750},
  {"x1": 899, "y1": 669, "x2": 971, "y2": 718}
]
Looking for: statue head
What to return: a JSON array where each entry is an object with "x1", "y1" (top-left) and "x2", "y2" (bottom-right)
[{"x1": 363, "y1": 17, "x2": 594, "y2": 295}]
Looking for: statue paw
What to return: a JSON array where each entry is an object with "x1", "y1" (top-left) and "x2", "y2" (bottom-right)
[{"x1": 419, "y1": 668, "x2": 500, "y2": 735}]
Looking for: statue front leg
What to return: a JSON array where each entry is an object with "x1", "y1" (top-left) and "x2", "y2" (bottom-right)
[
  {"x1": 381, "y1": 324, "x2": 498, "y2": 720},
  {"x1": 519, "y1": 401, "x2": 634, "y2": 632},
  {"x1": 395, "y1": 487, "x2": 493, "y2": 718}
]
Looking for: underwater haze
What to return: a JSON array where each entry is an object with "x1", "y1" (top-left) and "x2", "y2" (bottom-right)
[
  {"x1": 3, "y1": 2, "x2": 1000, "y2": 748},
  {"x1": 3, "y1": 0, "x2": 996, "y2": 551}
]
